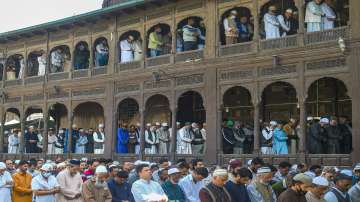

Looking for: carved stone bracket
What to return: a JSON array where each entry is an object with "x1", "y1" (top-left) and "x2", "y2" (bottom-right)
[
  {"x1": 72, "y1": 88, "x2": 105, "y2": 97},
  {"x1": 306, "y1": 58, "x2": 346, "y2": 71},
  {"x1": 260, "y1": 65, "x2": 297, "y2": 77},
  {"x1": 220, "y1": 69, "x2": 253, "y2": 81},
  {"x1": 144, "y1": 80, "x2": 171, "y2": 90},
  {"x1": 116, "y1": 84, "x2": 140, "y2": 94},
  {"x1": 175, "y1": 74, "x2": 204, "y2": 86}
]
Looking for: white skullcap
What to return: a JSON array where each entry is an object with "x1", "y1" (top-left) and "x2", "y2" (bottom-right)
[
  {"x1": 320, "y1": 118, "x2": 329, "y2": 124},
  {"x1": 57, "y1": 162, "x2": 67, "y2": 168},
  {"x1": 98, "y1": 123, "x2": 104, "y2": 128},
  {"x1": 41, "y1": 164, "x2": 53, "y2": 172},
  {"x1": 230, "y1": 10, "x2": 238, "y2": 14},
  {"x1": 270, "y1": 121, "x2": 277, "y2": 126},
  {"x1": 146, "y1": 123, "x2": 151, "y2": 127},
  {"x1": 46, "y1": 160, "x2": 53, "y2": 164},
  {"x1": 72, "y1": 124, "x2": 77, "y2": 128},
  {"x1": 257, "y1": 167, "x2": 271, "y2": 174},
  {"x1": 59, "y1": 129, "x2": 64, "y2": 133},
  {"x1": 0, "y1": 162, "x2": 6, "y2": 169},
  {"x1": 112, "y1": 161, "x2": 120, "y2": 166},
  {"x1": 291, "y1": 164, "x2": 298, "y2": 172},
  {"x1": 134, "y1": 160, "x2": 142, "y2": 166},
  {"x1": 95, "y1": 165, "x2": 108, "y2": 174},
  {"x1": 136, "y1": 123, "x2": 141, "y2": 127},
  {"x1": 247, "y1": 160, "x2": 252, "y2": 166},
  {"x1": 191, "y1": 123, "x2": 197, "y2": 127},
  {"x1": 162, "y1": 123, "x2": 168, "y2": 127},
  {"x1": 286, "y1": 8, "x2": 293, "y2": 14},
  {"x1": 168, "y1": 168, "x2": 180, "y2": 175},
  {"x1": 79, "y1": 129, "x2": 84, "y2": 132},
  {"x1": 14, "y1": 160, "x2": 20, "y2": 164},
  {"x1": 29, "y1": 125, "x2": 34, "y2": 129},
  {"x1": 307, "y1": 117, "x2": 314, "y2": 121},
  {"x1": 340, "y1": 169, "x2": 352, "y2": 177},
  {"x1": 176, "y1": 122, "x2": 180, "y2": 125},
  {"x1": 313, "y1": 176, "x2": 329, "y2": 186},
  {"x1": 4, "y1": 131, "x2": 9, "y2": 135},
  {"x1": 354, "y1": 163, "x2": 360, "y2": 171},
  {"x1": 213, "y1": 169, "x2": 228, "y2": 177},
  {"x1": 304, "y1": 171, "x2": 316, "y2": 178},
  {"x1": 155, "y1": 122, "x2": 160, "y2": 126},
  {"x1": 81, "y1": 157, "x2": 88, "y2": 162}
]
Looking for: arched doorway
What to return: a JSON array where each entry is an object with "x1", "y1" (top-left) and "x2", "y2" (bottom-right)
[
  {"x1": 48, "y1": 103, "x2": 68, "y2": 154},
  {"x1": 145, "y1": 94, "x2": 170, "y2": 124},
  {"x1": 119, "y1": 30, "x2": 143, "y2": 63},
  {"x1": 3, "y1": 108, "x2": 21, "y2": 153},
  {"x1": 176, "y1": 16, "x2": 205, "y2": 52},
  {"x1": 24, "y1": 107, "x2": 44, "y2": 153},
  {"x1": 306, "y1": 77, "x2": 352, "y2": 154},
  {"x1": 49, "y1": 45, "x2": 71, "y2": 73},
  {"x1": 73, "y1": 41, "x2": 90, "y2": 70},
  {"x1": 220, "y1": 7, "x2": 253, "y2": 45},
  {"x1": 117, "y1": 98, "x2": 140, "y2": 154},
  {"x1": 147, "y1": 23, "x2": 172, "y2": 57},
  {"x1": 27, "y1": 50, "x2": 46, "y2": 77},
  {"x1": 73, "y1": 102, "x2": 105, "y2": 154},
  {"x1": 5, "y1": 54, "x2": 24, "y2": 80},
  {"x1": 93, "y1": 37, "x2": 109, "y2": 67},
  {"x1": 222, "y1": 86, "x2": 254, "y2": 154}
]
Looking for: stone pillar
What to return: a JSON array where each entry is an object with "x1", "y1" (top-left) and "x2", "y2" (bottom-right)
[
  {"x1": 350, "y1": 47, "x2": 360, "y2": 163},
  {"x1": 0, "y1": 107, "x2": 4, "y2": 153},
  {"x1": 204, "y1": 0, "x2": 217, "y2": 58},
  {"x1": 139, "y1": 108, "x2": 145, "y2": 160},
  {"x1": 253, "y1": 102, "x2": 260, "y2": 154},
  {"x1": 252, "y1": 0, "x2": 260, "y2": 41},
  {"x1": 67, "y1": 101, "x2": 73, "y2": 156},
  {"x1": 350, "y1": 0, "x2": 360, "y2": 39},
  {"x1": 19, "y1": 110, "x2": 25, "y2": 153},
  {"x1": 170, "y1": 106, "x2": 177, "y2": 161},
  {"x1": 104, "y1": 82, "x2": 115, "y2": 158},
  {"x1": 108, "y1": 19, "x2": 117, "y2": 74},
  {"x1": 298, "y1": 98, "x2": 306, "y2": 153},
  {"x1": 295, "y1": 0, "x2": 305, "y2": 46},
  {"x1": 42, "y1": 104, "x2": 49, "y2": 154}
]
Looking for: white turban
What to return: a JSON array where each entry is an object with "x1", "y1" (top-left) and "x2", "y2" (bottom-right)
[
  {"x1": 98, "y1": 124, "x2": 104, "y2": 128},
  {"x1": 213, "y1": 169, "x2": 228, "y2": 177},
  {"x1": 313, "y1": 176, "x2": 329, "y2": 186},
  {"x1": 0, "y1": 162, "x2": 6, "y2": 169},
  {"x1": 162, "y1": 123, "x2": 168, "y2": 127},
  {"x1": 270, "y1": 121, "x2": 277, "y2": 126},
  {"x1": 320, "y1": 118, "x2": 329, "y2": 124},
  {"x1": 95, "y1": 165, "x2": 108, "y2": 174},
  {"x1": 41, "y1": 164, "x2": 53, "y2": 172}
]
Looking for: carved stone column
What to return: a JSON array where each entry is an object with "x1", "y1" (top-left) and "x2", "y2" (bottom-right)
[
  {"x1": 67, "y1": 101, "x2": 73, "y2": 157},
  {"x1": 252, "y1": 0, "x2": 260, "y2": 52},
  {"x1": 204, "y1": 0, "x2": 217, "y2": 58},
  {"x1": 298, "y1": 98, "x2": 306, "y2": 153},
  {"x1": 295, "y1": 0, "x2": 305, "y2": 46},
  {"x1": 170, "y1": 106, "x2": 177, "y2": 161},
  {"x1": 19, "y1": 109, "x2": 25, "y2": 154},
  {"x1": 350, "y1": 47, "x2": 360, "y2": 163},
  {"x1": 0, "y1": 107, "x2": 4, "y2": 153},
  {"x1": 42, "y1": 104, "x2": 49, "y2": 154},
  {"x1": 139, "y1": 108, "x2": 145, "y2": 160},
  {"x1": 104, "y1": 82, "x2": 115, "y2": 158},
  {"x1": 253, "y1": 102, "x2": 260, "y2": 154}
]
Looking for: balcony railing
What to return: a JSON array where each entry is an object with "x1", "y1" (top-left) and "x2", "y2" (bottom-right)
[
  {"x1": 175, "y1": 49, "x2": 204, "y2": 63},
  {"x1": 73, "y1": 69, "x2": 89, "y2": 79},
  {"x1": 219, "y1": 41, "x2": 253, "y2": 56},
  {"x1": 5, "y1": 79, "x2": 22, "y2": 87},
  {"x1": 24, "y1": 75, "x2": 44, "y2": 85},
  {"x1": 117, "y1": 60, "x2": 143, "y2": 72},
  {"x1": 92, "y1": 66, "x2": 107, "y2": 76},
  {"x1": 305, "y1": 26, "x2": 348, "y2": 45},
  {"x1": 48, "y1": 72, "x2": 69, "y2": 81},
  {"x1": 146, "y1": 54, "x2": 171, "y2": 67},
  {"x1": 260, "y1": 35, "x2": 298, "y2": 50}
]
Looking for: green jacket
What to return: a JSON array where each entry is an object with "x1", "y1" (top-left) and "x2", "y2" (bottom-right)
[{"x1": 161, "y1": 180, "x2": 186, "y2": 202}]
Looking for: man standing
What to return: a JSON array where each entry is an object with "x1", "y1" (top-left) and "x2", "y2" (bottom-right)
[
  {"x1": 32, "y1": 164, "x2": 60, "y2": 202},
  {"x1": 148, "y1": 25, "x2": 163, "y2": 57},
  {"x1": 0, "y1": 162, "x2": 13, "y2": 202},
  {"x1": 25, "y1": 126, "x2": 39, "y2": 153},
  {"x1": 131, "y1": 164, "x2": 167, "y2": 202},
  {"x1": 75, "y1": 129, "x2": 88, "y2": 154},
  {"x1": 117, "y1": 123, "x2": 129, "y2": 153},
  {"x1": 199, "y1": 169, "x2": 231, "y2": 202},
  {"x1": 95, "y1": 39, "x2": 109, "y2": 67},
  {"x1": 145, "y1": 124, "x2": 157, "y2": 154},
  {"x1": 120, "y1": 35, "x2": 134, "y2": 63},
  {"x1": 12, "y1": 160, "x2": 33, "y2": 202},
  {"x1": 93, "y1": 124, "x2": 105, "y2": 154},
  {"x1": 54, "y1": 129, "x2": 65, "y2": 154},
  {"x1": 221, "y1": 120, "x2": 235, "y2": 154},
  {"x1": 47, "y1": 128, "x2": 57, "y2": 154},
  {"x1": 162, "y1": 168, "x2": 186, "y2": 202},
  {"x1": 223, "y1": 10, "x2": 239, "y2": 44},
  {"x1": 225, "y1": 167, "x2": 252, "y2": 202},
  {"x1": 232, "y1": 122, "x2": 246, "y2": 154},
  {"x1": 326, "y1": 117, "x2": 342, "y2": 154},
  {"x1": 82, "y1": 165, "x2": 112, "y2": 202},
  {"x1": 178, "y1": 122, "x2": 193, "y2": 154},
  {"x1": 324, "y1": 172, "x2": 352, "y2": 202},
  {"x1": 338, "y1": 116, "x2": 352, "y2": 154},
  {"x1": 179, "y1": 167, "x2": 209, "y2": 202},
  {"x1": 308, "y1": 118, "x2": 328, "y2": 154},
  {"x1": 273, "y1": 122, "x2": 288, "y2": 154},
  {"x1": 261, "y1": 122, "x2": 275, "y2": 154},
  {"x1": 247, "y1": 167, "x2": 277, "y2": 202},
  {"x1": 158, "y1": 123, "x2": 170, "y2": 154},
  {"x1": 56, "y1": 159, "x2": 83, "y2": 202},
  {"x1": 50, "y1": 49, "x2": 65, "y2": 73},
  {"x1": 321, "y1": 0, "x2": 336, "y2": 30},
  {"x1": 86, "y1": 128, "x2": 95, "y2": 153},
  {"x1": 191, "y1": 123, "x2": 205, "y2": 155},
  {"x1": 305, "y1": 0, "x2": 325, "y2": 32},
  {"x1": 264, "y1": 6, "x2": 280, "y2": 39},
  {"x1": 306, "y1": 176, "x2": 329, "y2": 202},
  {"x1": 182, "y1": 18, "x2": 200, "y2": 51},
  {"x1": 237, "y1": 15, "x2": 253, "y2": 43},
  {"x1": 277, "y1": 9, "x2": 294, "y2": 37},
  {"x1": 278, "y1": 173, "x2": 313, "y2": 202},
  {"x1": 107, "y1": 170, "x2": 134, "y2": 202},
  {"x1": 8, "y1": 128, "x2": 19, "y2": 154}
]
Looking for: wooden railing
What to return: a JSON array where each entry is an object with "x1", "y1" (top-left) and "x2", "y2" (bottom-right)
[
  {"x1": 48, "y1": 72, "x2": 69, "y2": 81},
  {"x1": 260, "y1": 35, "x2": 298, "y2": 50},
  {"x1": 72, "y1": 69, "x2": 89, "y2": 79},
  {"x1": 4, "y1": 79, "x2": 22, "y2": 87},
  {"x1": 91, "y1": 65, "x2": 107, "y2": 76},
  {"x1": 175, "y1": 49, "x2": 204, "y2": 63},
  {"x1": 24, "y1": 75, "x2": 44, "y2": 85},
  {"x1": 305, "y1": 26, "x2": 348, "y2": 45},
  {"x1": 117, "y1": 60, "x2": 143, "y2": 72},
  {"x1": 146, "y1": 54, "x2": 171, "y2": 67},
  {"x1": 219, "y1": 41, "x2": 253, "y2": 56}
]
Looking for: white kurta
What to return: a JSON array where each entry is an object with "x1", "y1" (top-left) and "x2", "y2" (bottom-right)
[
  {"x1": 120, "y1": 40, "x2": 134, "y2": 63},
  {"x1": 8, "y1": 134, "x2": 19, "y2": 154},
  {"x1": 75, "y1": 136, "x2": 88, "y2": 154},
  {"x1": 157, "y1": 128, "x2": 170, "y2": 154},
  {"x1": 93, "y1": 131, "x2": 105, "y2": 154},
  {"x1": 38, "y1": 56, "x2": 46, "y2": 76},
  {"x1": 261, "y1": 127, "x2": 274, "y2": 155},
  {"x1": 133, "y1": 41, "x2": 143, "y2": 61},
  {"x1": 32, "y1": 174, "x2": 59, "y2": 202},
  {"x1": 321, "y1": 3, "x2": 336, "y2": 30},
  {"x1": 56, "y1": 169, "x2": 83, "y2": 202},
  {"x1": 18, "y1": 58, "x2": 25, "y2": 79},
  {"x1": 0, "y1": 171, "x2": 12, "y2": 202},
  {"x1": 264, "y1": 13, "x2": 280, "y2": 39},
  {"x1": 178, "y1": 127, "x2": 192, "y2": 154},
  {"x1": 47, "y1": 134, "x2": 57, "y2": 154},
  {"x1": 305, "y1": 1, "x2": 324, "y2": 32}
]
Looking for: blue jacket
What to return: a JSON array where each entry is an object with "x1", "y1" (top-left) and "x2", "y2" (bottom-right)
[
  {"x1": 273, "y1": 128, "x2": 288, "y2": 154},
  {"x1": 107, "y1": 179, "x2": 134, "y2": 202},
  {"x1": 117, "y1": 128, "x2": 129, "y2": 153}
]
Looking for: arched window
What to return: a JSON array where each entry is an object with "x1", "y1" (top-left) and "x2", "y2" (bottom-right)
[
  {"x1": 49, "y1": 45, "x2": 71, "y2": 73},
  {"x1": 5, "y1": 54, "x2": 24, "y2": 80},
  {"x1": 118, "y1": 30, "x2": 143, "y2": 63},
  {"x1": 147, "y1": 23, "x2": 171, "y2": 57},
  {"x1": 220, "y1": 7, "x2": 253, "y2": 45},
  {"x1": 176, "y1": 16, "x2": 205, "y2": 52},
  {"x1": 260, "y1": 0, "x2": 298, "y2": 39},
  {"x1": 27, "y1": 50, "x2": 45, "y2": 77},
  {"x1": 93, "y1": 37, "x2": 109, "y2": 67},
  {"x1": 73, "y1": 41, "x2": 90, "y2": 70}
]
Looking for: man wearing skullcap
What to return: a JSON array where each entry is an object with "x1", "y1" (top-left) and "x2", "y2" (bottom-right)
[
  {"x1": 308, "y1": 117, "x2": 328, "y2": 154},
  {"x1": 145, "y1": 123, "x2": 157, "y2": 154},
  {"x1": 278, "y1": 173, "x2": 313, "y2": 202},
  {"x1": 223, "y1": 10, "x2": 239, "y2": 45},
  {"x1": 221, "y1": 120, "x2": 235, "y2": 154},
  {"x1": 247, "y1": 167, "x2": 277, "y2": 202},
  {"x1": 306, "y1": 176, "x2": 329, "y2": 202},
  {"x1": 0, "y1": 162, "x2": 13, "y2": 202},
  {"x1": 75, "y1": 129, "x2": 88, "y2": 154},
  {"x1": 93, "y1": 123, "x2": 105, "y2": 154},
  {"x1": 261, "y1": 121, "x2": 276, "y2": 154},
  {"x1": 325, "y1": 117, "x2": 342, "y2": 154},
  {"x1": 56, "y1": 159, "x2": 83, "y2": 202},
  {"x1": 178, "y1": 122, "x2": 193, "y2": 154},
  {"x1": 162, "y1": 168, "x2": 186, "y2": 201},
  {"x1": 54, "y1": 129, "x2": 65, "y2": 154},
  {"x1": 82, "y1": 165, "x2": 112, "y2": 202},
  {"x1": 107, "y1": 170, "x2": 134, "y2": 202},
  {"x1": 157, "y1": 122, "x2": 170, "y2": 154},
  {"x1": 305, "y1": 0, "x2": 324, "y2": 32},
  {"x1": 277, "y1": 9, "x2": 297, "y2": 37},
  {"x1": 116, "y1": 122, "x2": 129, "y2": 154},
  {"x1": 32, "y1": 164, "x2": 60, "y2": 202},
  {"x1": 324, "y1": 173, "x2": 352, "y2": 202},
  {"x1": 47, "y1": 128, "x2": 57, "y2": 154},
  {"x1": 349, "y1": 173, "x2": 360, "y2": 202},
  {"x1": 12, "y1": 160, "x2": 32, "y2": 202},
  {"x1": 199, "y1": 169, "x2": 231, "y2": 202},
  {"x1": 191, "y1": 122, "x2": 205, "y2": 155},
  {"x1": 25, "y1": 125, "x2": 40, "y2": 153},
  {"x1": 264, "y1": 5, "x2": 281, "y2": 39},
  {"x1": 8, "y1": 128, "x2": 19, "y2": 154}
]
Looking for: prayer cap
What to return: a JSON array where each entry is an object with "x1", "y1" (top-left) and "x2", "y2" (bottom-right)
[
  {"x1": 304, "y1": 171, "x2": 316, "y2": 178},
  {"x1": 286, "y1": 8, "x2": 293, "y2": 14},
  {"x1": 81, "y1": 157, "x2": 88, "y2": 162},
  {"x1": 231, "y1": 10, "x2": 238, "y2": 15},
  {"x1": 59, "y1": 129, "x2": 64, "y2": 133},
  {"x1": 0, "y1": 162, "x2": 6, "y2": 169},
  {"x1": 69, "y1": 159, "x2": 81, "y2": 166},
  {"x1": 29, "y1": 125, "x2": 34, "y2": 129},
  {"x1": 95, "y1": 165, "x2": 108, "y2": 174},
  {"x1": 41, "y1": 164, "x2": 53, "y2": 172},
  {"x1": 229, "y1": 159, "x2": 242, "y2": 169},
  {"x1": 146, "y1": 123, "x2": 151, "y2": 127},
  {"x1": 155, "y1": 122, "x2": 160, "y2": 126},
  {"x1": 340, "y1": 169, "x2": 353, "y2": 177},
  {"x1": 168, "y1": 168, "x2": 180, "y2": 175},
  {"x1": 307, "y1": 117, "x2": 314, "y2": 121},
  {"x1": 79, "y1": 129, "x2": 84, "y2": 132},
  {"x1": 57, "y1": 162, "x2": 67, "y2": 168},
  {"x1": 353, "y1": 163, "x2": 360, "y2": 171},
  {"x1": 213, "y1": 169, "x2": 228, "y2": 177},
  {"x1": 191, "y1": 123, "x2": 197, "y2": 127},
  {"x1": 270, "y1": 121, "x2": 277, "y2": 126},
  {"x1": 293, "y1": 173, "x2": 313, "y2": 185},
  {"x1": 313, "y1": 176, "x2": 329, "y2": 186},
  {"x1": 136, "y1": 123, "x2": 141, "y2": 127},
  {"x1": 112, "y1": 161, "x2": 120, "y2": 166},
  {"x1": 247, "y1": 160, "x2": 252, "y2": 166},
  {"x1": 98, "y1": 123, "x2": 104, "y2": 128},
  {"x1": 257, "y1": 167, "x2": 271, "y2": 174},
  {"x1": 226, "y1": 120, "x2": 234, "y2": 127},
  {"x1": 162, "y1": 122, "x2": 168, "y2": 127},
  {"x1": 72, "y1": 124, "x2": 77, "y2": 128},
  {"x1": 320, "y1": 118, "x2": 329, "y2": 124},
  {"x1": 4, "y1": 131, "x2": 9, "y2": 135},
  {"x1": 176, "y1": 122, "x2": 181, "y2": 125}
]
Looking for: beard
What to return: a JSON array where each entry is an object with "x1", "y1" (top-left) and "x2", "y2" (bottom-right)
[{"x1": 95, "y1": 177, "x2": 106, "y2": 188}]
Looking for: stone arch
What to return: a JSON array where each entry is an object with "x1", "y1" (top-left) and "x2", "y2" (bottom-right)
[
  {"x1": 49, "y1": 45, "x2": 71, "y2": 73},
  {"x1": 117, "y1": 98, "x2": 140, "y2": 126},
  {"x1": 73, "y1": 41, "x2": 90, "y2": 70},
  {"x1": 220, "y1": 6, "x2": 253, "y2": 45},
  {"x1": 118, "y1": 30, "x2": 143, "y2": 63},
  {"x1": 176, "y1": 16, "x2": 205, "y2": 52},
  {"x1": 27, "y1": 50, "x2": 45, "y2": 77},
  {"x1": 177, "y1": 91, "x2": 206, "y2": 124},
  {"x1": 93, "y1": 37, "x2": 109, "y2": 67},
  {"x1": 145, "y1": 94, "x2": 171, "y2": 124},
  {"x1": 261, "y1": 81, "x2": 298, "y2": 122},
  {"x1": 222, "y1": 86, "x2": 253, "y2": 124},
  {"x1": 48, "y1": 103, "x2": 68, "y2": 132},
  {"x1": 5, "y1": 54, "x2": 24, "y2": 80},
  {"x1": 146, "y1": 23, "x2": 172, "y2": 57},
  {"x1": 73, "y1": 101, "x2": 105, "y2": 129}
]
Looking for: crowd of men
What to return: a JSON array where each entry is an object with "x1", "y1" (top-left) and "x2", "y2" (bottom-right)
[{"x1": 1, "y1": 156, "x2": 360, "y2": 202}]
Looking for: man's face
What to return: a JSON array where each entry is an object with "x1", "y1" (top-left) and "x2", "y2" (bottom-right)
[
  {"x1": 240, "y1": 17, "x2": 248, "y2": 24},
  {"x1": 324, "y1": 172, "x2": 335, "y2": 182},
  {"x1": 5, "y1": 160, "x2": 14, "y2": 170},
  {"x1": 80, "y1": 162, "x2": 87, "y2": 171},
  {"x1": 195, "y1": 161, "x2": 205, "y2": 169},
  {"x1": 315, "y1": 0, "x2": 322, "y2": 4},
  {"x1": 159, "y1": 170, "x2": 169, "y2": 181},
  {"x1": 69, "y1": 165, "x2": 80, "y2": 175},
  {"x1": 161, "y1": 162, "x2": 170, "y2": 169},
  {"x1": 155, "y1": 27, "x2": 162, "y2": 33},
  {"x1": 337, "y1": 179, "x2": 352, "y2": 192},
  {"x1": 311, "y1": 185, "x2": 328, "y2": 197},
  {"x1": 92, "y1": 161, "x2": 100, "y2": 171},
  {"x1": 123, "y1": 162, "x2": 133, "y2": 172},
  {"x1": 97, "y1": 173, "x2": 108, "y2": 183},
  {"x1": 179, "y1": 167, "x2": 189, "y2": 177},
  {"x1": 188, "y1": 19, "x2": 195, "y2": 26},
  {"x1": 214, "y1": 175, "x2": 228, "y2": 186},
  {"x1": 279, "y1": 167, "x2": 289, "y2": 176},
  {"x1": 29, "y1": 128, "x2": 33, "y2": 133},
  {"x1": 193, "y1": 173, "x2": 205, "y2": 182},
  {"x1": 285, "y1": 12, "x2": 292, "y2": 18},
  {"x1": 354, "y1": 170, "x2": 360, "y2": 177},
  {"x1": 19, "y1": 164, "x2": 29, "y2": 173},
  {"x1": 139, "y1": 167, "x2": 152, "y2": 180},
  {"x1": 37, "y1": 161, "x2": 44, "y2": 169},
  {"x1": 315, "y1": 168, "x2": 322, "y2": 176},
  {"x1": 236, "y1": 176, "x2": 250, "y2": 185},
  {"x1": 253, "y1": 163, "x2": 262, "y2": 172},
  {"x1": 260, "y1": 173, "x2": 273, "y2": 183},
  {"x1": 114, "y1": 176, "x2": 127, "y2": 184},
  {"x1": 170, "y1": 173, "x2": 182, "y2": 183},
  {"x1": 110, "y1": 168, "x2": 119, "y2": 177}
]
